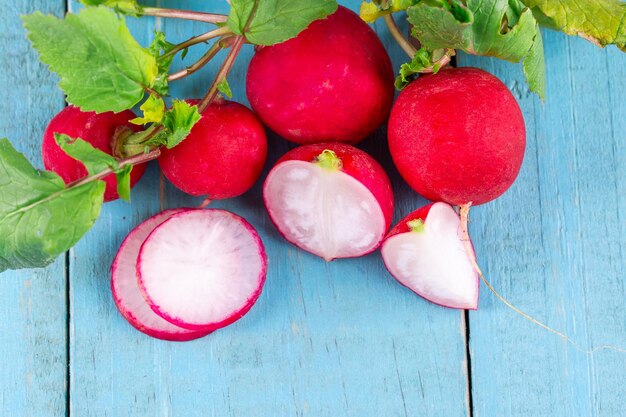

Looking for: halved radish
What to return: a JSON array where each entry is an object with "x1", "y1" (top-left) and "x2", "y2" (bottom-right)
[
  {"x1": 111, "y1": 209, "x2": 209, "y2": 341},
  {"x1": 263, "y1": 143, "x2": 393, "y2": 261},
  {"x1": 381, "y1": 202, "x2": 479, "y2": 309},
  {"x1": 138, "y1": 209, "x2": 267, "y2": 331}
]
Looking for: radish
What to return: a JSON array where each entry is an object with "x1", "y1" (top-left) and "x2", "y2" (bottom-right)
[
  {"x1": 158, "y1": 98, "x2": 267, "y2": 199},
  {"x1": 381, "y1": 202, "x2": 479, "y2": 310},
  {"x1": 388, "y1": 68, "x2": 526, "y2": 206},
  {"x1": 42, "y1": 105, "x2": 146, "y2": 202},
  {"x1": 263, "y1": 143, "x2": 393, "y2": 261},
  {"x1": 246, "y1": 5, "x2": 394, "y2": 145},
  {"x1": 111, "y1": 209, "x2": 210, "y2": 341},
  {"x1": 138, "y1": 209, "x2": 267, "y2": 331}
]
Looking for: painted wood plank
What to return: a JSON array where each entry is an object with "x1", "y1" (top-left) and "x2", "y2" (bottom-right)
[
  {"x1": 67, "y1": 1, "x2": 470, "y2": 416},
  {"x1": 460, "y1": 31, "x2": 626, "y2": 416},
  {"x1": 0, "y1": 1, "x2": 68, "y2": 416}
]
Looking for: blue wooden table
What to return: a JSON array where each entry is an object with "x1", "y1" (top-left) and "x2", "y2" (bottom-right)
[{"x1": 1, "y1": 1, "x2": 625, "y2": 416}]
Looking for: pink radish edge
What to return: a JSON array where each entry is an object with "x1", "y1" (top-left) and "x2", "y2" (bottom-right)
[{"x1": 137, "y1": 208, "x2": 268, "y2": 332}]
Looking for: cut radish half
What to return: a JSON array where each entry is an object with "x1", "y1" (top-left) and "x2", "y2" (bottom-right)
[
  {"x1": 111, "y1": 209, "x2": 210, "y2": 341},
  {"x1": 381, "y1": 202, "x2": 479, "y2": 309},
  {"x1": 138, "y1": 209, "x2": 267, "y2": 331},
  {"x1": 263, "y1": 143, "x2": 393, "y2": 261}
]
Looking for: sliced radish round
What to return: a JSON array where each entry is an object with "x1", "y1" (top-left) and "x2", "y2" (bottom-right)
[
  {"x1": 381, "y1": 202, "x2": 479, "y2": 310},
  {"x1": 111, "y1": 209, "x2": 209, "y2": 341},
  {"x1": 263, "y1": 143, "x2": 393, "y2": 261},
  {"x1": 138, "y1": 209, "x2": 267, "y2": 331}
]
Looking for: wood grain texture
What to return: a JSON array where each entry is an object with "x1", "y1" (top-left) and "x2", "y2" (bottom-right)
[
  {"x1": 67, "y1": 1, "x2": 469, "y2": 416},
  {"x1": 460, "y1": 31, "x2": 626, "y2": 417},
  {"x1": 0, "y1": 1, "x2": 68, "y2": 416}
]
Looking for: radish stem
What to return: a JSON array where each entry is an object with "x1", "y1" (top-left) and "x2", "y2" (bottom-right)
[
  {"x1": 142, "y1": 7, "x2": 228, "y2": 24},
  {"x1": 198, "y1": 36, "x2": 245, "y2": 112},
  {"x1": 162, "y1": 27, "x2": 232, "y2": 59},
  {"x1": 168, "y1": 39, "x2": 227, "y2": 82},
  {"x1": 383, "y1": 14, "x2": 417, "y2": 58}
]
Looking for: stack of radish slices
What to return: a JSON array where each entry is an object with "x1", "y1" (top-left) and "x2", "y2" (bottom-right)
[{"x1": 111, "y1": 208, "x2": 267, "y2": 341}]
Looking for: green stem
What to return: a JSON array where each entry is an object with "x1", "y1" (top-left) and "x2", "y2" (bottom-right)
[
  {"x1": 383, "y1": 14, "x2": 417, "y2": 58},
  {"x1": 168, "y1": 38, "x2": 228, "y2": 82},
  {"x1": 142, "y1": 7, "x2": 228, "y2": 24},
  {"x1": 198, "y1": 36, "x2": 245, "y2": 112},
  {"x1": 162, "y1": 26, "x2": 232, "y2": 59}
]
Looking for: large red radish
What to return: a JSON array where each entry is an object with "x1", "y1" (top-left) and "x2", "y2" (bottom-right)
[
  {"x1": 138, "y1": 209, "x2": 267, "y2": 331},
  {"x1": 158, "y1": 99, "x2": 267, "y2": 199},
  {"x1": 246, "y1": 6, "x2": 394, "y2": 145},
  {"x1": 381, "y1": 202, "x2": 479, "y2": 310},
  {"x1": 263, "y1": 143, "x2": 393, "y2": 261},
  {"x1": 42, "y1": 105, "x2": 146, "y2": 202},
  {"x1": 388, "y1": 67, "x2": 526, "y2": 205},
  {"x1": 111, "y1": 209, "x2": 209, "y2": 341}
]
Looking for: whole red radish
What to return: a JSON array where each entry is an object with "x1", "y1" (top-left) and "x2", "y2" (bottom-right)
[
  {"x1": 158, "y1": 99, "x2": 267, "y2": 199},
  {"x1": 138, "y1": 209, "x2": 267, "y2": 332},
  {"x1": 42, "y1": 105, "x2": 146, "y2": 202},
  {"x1": 111, "y1": 209, "x2": 210, "y2": 341},
  {"x1": 381, "y1": 202, "x2": 479, "y2": 310},
  {"x1": 263, "y1": 143, "x2": 393, "y2": 261},
  {"x1": 388, "y1": 68, "x2": 526, "y2": 206},
  {"x1": 246, "y1": 5, "x2": 394, "y2": 145}
]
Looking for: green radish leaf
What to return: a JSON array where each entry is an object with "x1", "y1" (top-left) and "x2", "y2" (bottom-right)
[
  {"x1": 79, "y1": 0, "x2": 142, "y2": 16},
  {"x1": 395, "y1": 48, "x2": 447, "y2": 89},
  {"x1": 0, "y1": 139, "x2": 105, "y2": 272},
  {"x1": 22, "y1": 6, "x2": 158, "y2": 113},
  {"x1": 228, "y1": 0, "x2": 338, "y2": 45},
  {"x1": 521, "y1": 0, "x2": 626, "y2": 50},
  {"x1": 407, "y1": 0, "x2": 546, "y2": 98},
  {"x1": 115, "y1": 164, "x2": 133, "y2": 202},
  {"x1": 359, "y1": 0, "x2": 415, "y2": 23},
  {"x1": 54, "y1": 134, "x2": 119, "y2": 176},
  {"x1": 131, "y1": 95, "x2": 166, "y2": 125},
  {"x1": 148, "y1": 31, "x2": 176, "y2": 96},
  {"x1": 147, "y1": 101, "x2": 201, "y2": 149},
  {"x1": 217, "y1": 79, "x2": 233, "y2": 98}
]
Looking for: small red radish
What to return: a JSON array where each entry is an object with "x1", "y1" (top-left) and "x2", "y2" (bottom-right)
[
  {"x1": 138, "y1": 209, "x2": 267, "y2": 331},
  {"x1": 263, "y1": 143, "x2": 393, "y2": 261},
  {"x1": 111, "y1": 209, "x2": 209, "y2": 341},
  {"x1": 246, "y1": 5, "x2": 394, "y2": 145},
  {"x1": 381, "y1": 202, "x2": 479, "y2": 310},
  {"x1": 42, "y1": 105, "x2": 146, "y2": 202},
  {"x1": 158, "y1": 99, "x2": 267, "y2": 199},
  {"x1": 388, "y1": 67, "x2": 526, "y2": 206}
]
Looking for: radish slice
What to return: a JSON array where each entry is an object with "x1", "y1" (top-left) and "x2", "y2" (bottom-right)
[
  {"x1": 381, "y1": 202, "x2": 479, "y2": 310},
  {"x1": 111, "y1": 209, "x2": 209, "y2": 341},
  {"x1": 263, "y1": 143, "x2": 393, "y2": 261},
  {"x1": 138, "y1": 209, "x2": 267, "y2": 331}
]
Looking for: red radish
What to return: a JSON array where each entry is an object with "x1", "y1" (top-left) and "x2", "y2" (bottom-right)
[
  {"x1": 381, "y1": 202, "x2": 479, "y2": 310},
  {"x1": 138, "y1": 209, "x2": 267, "y2": 331},
  {"x1": 388, "y1": 67, "x2": 526, "y2": 206},
  {"x1": 263, "y1": 143, "x2": 393, "y2": 261},
  {"x1": 158, "y1": 99, "x2": 267, "y2": 199},
  {"x1": 111, "y1": 209, "x2": 209, "y2": 341},
  {"x1": 246, "y1": 5, "x2": 394, "y2": 145},
  {"x1": 42, "y1": 105, "x2": 146, "y2": 202}
]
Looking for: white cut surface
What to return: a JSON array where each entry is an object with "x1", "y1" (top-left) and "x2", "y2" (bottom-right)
[
  {"x1": 381, "y1": 203, "x2": 478, "y2": 309},
  {"x1": 139, "y1": 210, "x2": 265, "y2": 327},
  {"x1": 111, "y1": 209, "x2": 201, "y2": 337},
  {"x1": 264, "y1": 160, "x2": 386, "y2": 260}
]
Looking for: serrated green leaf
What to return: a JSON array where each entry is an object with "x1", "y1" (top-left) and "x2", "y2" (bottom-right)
[
  {"x1": 148, "y1": 31, "x2": 175, "y2": 95},
  {"x1": 217, "y1": 79, "x2": 233, "y2": 98},
  {"x1": 228, "y1": 0, "x2": 338, "y2": 45},
  {"x1": 54, "y1": 134, "x2": 119, "y2": 176},
  {"x1": 407, "y1": 0, "x2": 545, "y2": 97},
  {"x1": 80, "y1": 0, "x2": 142, "y2": 16},
  {"x1": 147, "y1": 101, "x2": 201, "y2": 149},
  {"x1": 0, "y1": 139, "x2": 105, "y2": 272},
  {"x1": 395, "y1": 48, "x2": 447, "y2": 89},
  {"x1": 522, "y1": 0, "x2": 626, "y2": 50},
  {"x1": 115, "y1": 164, "x2": 133, "y2": 202},
  {"x1": 130, "y1": 95, "x2": 165, "y2": 125},
  {"x1": 22, "y1": 6, "x2": 158, "y2": 113}
]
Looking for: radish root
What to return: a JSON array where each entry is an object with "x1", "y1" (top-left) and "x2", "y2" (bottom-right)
[{"x1": 459, "y1": 203, "x2": 625, "y2": 355}]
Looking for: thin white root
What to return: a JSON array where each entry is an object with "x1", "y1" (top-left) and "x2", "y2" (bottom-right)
[{"x1": 459, "y1": 203, "x2": 625, "y2": 355}]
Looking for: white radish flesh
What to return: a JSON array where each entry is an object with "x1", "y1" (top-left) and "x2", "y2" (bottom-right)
[
  {"x1": 138, "y1": 209, "x2": 267, "y2": 331},
  {"x1": 111, "y1": 209, "x2": 209, "y2": 341}
]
